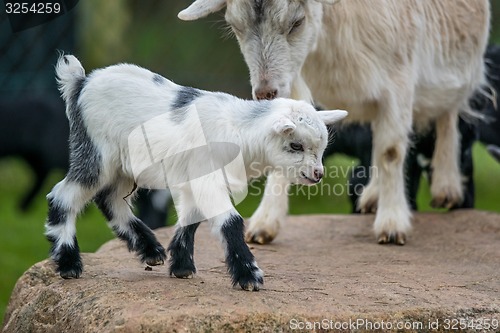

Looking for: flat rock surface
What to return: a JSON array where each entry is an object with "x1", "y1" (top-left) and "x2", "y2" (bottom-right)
[{"x1": 3, "y1": 210, "x2": 500, "y2": 332}]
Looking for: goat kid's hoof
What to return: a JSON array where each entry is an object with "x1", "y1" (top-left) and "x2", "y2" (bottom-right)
[
  {"x1": 146, "y1": 258, "x2": 164, "y2": 266},
  {"x1": 237, "y1": 269, "x2": 264, "y2": 291},
  {"x1": 245, "y1": 229, "x2": 276, "y2": 244},
  {"x1": 240, "y1": 281, "x2": 262, "y2": 291},
  {"x1": 377, "y1": 232, "x2": 406, "y2": 245},
  {"x1": 59, "y1": 268, "x2": 82, "y2": 279},
  {"x1": 233, "y1": 262, "x2": 264, "y2": 291},
  {"x1": 171, "y1": 269, "x2": 195, "y2": 279},
  {"x1": 144, "y1": 246, "x2": 167, "y2": 266}
]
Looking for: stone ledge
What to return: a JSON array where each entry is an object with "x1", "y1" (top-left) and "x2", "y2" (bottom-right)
[{"x1": 2, "y1": 210, "x2": 499, "y2": 332}]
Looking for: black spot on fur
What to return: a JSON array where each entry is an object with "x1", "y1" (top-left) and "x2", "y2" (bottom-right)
[
  {"x1": 66, "y1": 76, "x2": 85, "y2": 120},
  {"x1": 247, "y1": 100, "x2": 271, "y2": 120},
  {"x1": 65, "y1": 77, "x2": 102, "y2": 188},
  {"x1": 152, "y1": 74, "x2": 165, "y2": 85},
  {"x1": 221, "y1": 215, "x2": 263, "y2": 289},
  {"x1": 170, "y1": 86, "x2": 202, "y2": 123},
  {"x1": 113, "y1": 218, "x2": 166, "y2": 265},
  {"x1": 168, "y1": 222, "x2": 201, "y2": 278},
  {"x1": 51, "y1": 236, "x2": 83, "y2": 279},
  {"x1": 94, "y1": 186, "x2": 114, "y2": 221},
  {"x1": 47, "y1": 198, "x2": 67, "y2": 226}
]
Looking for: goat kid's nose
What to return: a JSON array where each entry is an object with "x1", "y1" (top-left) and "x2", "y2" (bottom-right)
[
  {"x1": 254, "y1": 86, "x2": 278, "y2": 100},
  {"x1": 313, "y1": 168, "x2": 324, "y2": 182}
]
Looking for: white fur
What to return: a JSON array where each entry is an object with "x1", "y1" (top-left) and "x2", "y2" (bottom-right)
[
  {"x1": 52, "y1": 54, "x2": 347, "y2": 250},
  {"x1": 179, "y1": 0, "x2": 490, "y2": 243}
]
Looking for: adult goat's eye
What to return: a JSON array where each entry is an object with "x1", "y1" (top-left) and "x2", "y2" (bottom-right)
[
  {"x1": 230, "y1": 24, "x2": 243, "y2": 36},
  {"x1": 290, "y1": 142, "x2": 304, "y2": 151},
  {"x1": 289, "y1": 18, "x2": 305, "y2": 34}
]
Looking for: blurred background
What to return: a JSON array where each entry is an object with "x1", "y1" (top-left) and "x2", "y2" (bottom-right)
[{"x1": 1, "y1": 0, "x2": 499, "y2": 324}]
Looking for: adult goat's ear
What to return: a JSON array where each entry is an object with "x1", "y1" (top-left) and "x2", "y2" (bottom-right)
[
  {"x1": 178, "y1": 0, "x2": 227, "y2": 21},
  {"x1": 273, "y1": 117, "x2": 296, "y2": 136},
  {"x1": 318, "y1": 110, "x2": 348, "y2": 125}
]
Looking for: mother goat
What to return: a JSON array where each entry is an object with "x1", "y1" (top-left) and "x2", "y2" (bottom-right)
[{"x1": 179, "y1": 0, "x2": 490, "y2": 245}]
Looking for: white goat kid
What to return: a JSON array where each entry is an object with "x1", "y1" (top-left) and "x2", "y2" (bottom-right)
[
  {"x1": 46, "y1": 55, "x2": 347, "y2": 291},
  {"x1": 179, "y1": 0, "x2": 490, "y2": 245}
]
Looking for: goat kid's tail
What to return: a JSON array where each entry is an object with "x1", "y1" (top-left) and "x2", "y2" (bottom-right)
[{"x1": 55, "y1": 54, "x2": 86, "y2": 116}]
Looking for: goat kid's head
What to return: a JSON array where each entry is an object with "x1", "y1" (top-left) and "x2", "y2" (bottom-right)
[
  {"x1": 179, "y1": 0, "x2": 338, "y2": 101},
  {"x1": 265, "y1": 99, "x2": 347, "y2": 185}
]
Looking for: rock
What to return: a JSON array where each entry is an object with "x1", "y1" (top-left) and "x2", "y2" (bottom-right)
[{"x1": 2, "y1": 211, "x2": 500, "y2": 332}]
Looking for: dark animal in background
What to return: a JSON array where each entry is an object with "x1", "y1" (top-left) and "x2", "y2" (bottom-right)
[
  {"x1": 135, "y1": 189, "x2": 171, "y2": 229},
  {"x1": 0, "y1": 95, "x2": 169, "y2": 228},
  {"x1": 487, "y1": 145, "x2": 500, "y2": 162},
  {"x1": 476, "y1": 45, "x2": 500, "y2": 157},
  {"x1": 0, "y1": 96, "x2": 69, "y2": 211}
]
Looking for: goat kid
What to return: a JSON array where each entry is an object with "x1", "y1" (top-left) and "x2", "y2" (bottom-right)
[
  {"x1": 179, "y1": 0, "x2": 490, "y2": 245},
  {"x1": 46, "y1": 55, "x2": 347, "y2": 290}
]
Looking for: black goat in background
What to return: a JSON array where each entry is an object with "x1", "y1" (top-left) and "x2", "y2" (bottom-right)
[
  {"x1": 0, "y1": 95, "x2": 168, "y2": 228},
  {"x1": 0, "y1": 96, "x2": 68, "y2": 211}
]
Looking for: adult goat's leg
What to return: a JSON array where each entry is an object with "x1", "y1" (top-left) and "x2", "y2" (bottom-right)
[
  {"x1": 370, "y1": 82, "x2": 413, "y2": 245},
  {"x1": 246, "y1": 172, "x2": 289, "y2": 244},
  {"x1": 430, "y1": 110, "x2": 463, "y2": 209}
]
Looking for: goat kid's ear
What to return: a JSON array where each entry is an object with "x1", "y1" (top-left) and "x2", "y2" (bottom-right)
[
  {"x1": 318, "y1": 110, "x2": 348, "y2": 125},
  {"x1": 273, "y1": 117, "x2": 296, "y2": 136},
  {"x1": 178, "y1": 0, "x2": 226, "y2": 21}
]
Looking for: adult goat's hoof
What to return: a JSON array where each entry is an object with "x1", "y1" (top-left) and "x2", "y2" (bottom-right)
[
  {"x1": 245, "y1": 229, "x2": 276, "y2": 244},
  {"x1": 377, "y1": 231, "x2": 406, "y2": 245}
]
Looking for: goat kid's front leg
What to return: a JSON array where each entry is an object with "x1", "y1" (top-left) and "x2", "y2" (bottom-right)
[
  {"x1": 246, "y1": 172, "x2": 289, "y2": 244},
  {"x1": 169, "y1": 180, "x2": 263, "y2": 290},
  {"x1": 219, "y1": 212, "x2": 264, "y2": 291},
  {"x1": 430, "y1": 110, "x2": 463, "y2": 209},
  {"x1": 168, "y1": 222, "x2": 200, "y2": 279}
]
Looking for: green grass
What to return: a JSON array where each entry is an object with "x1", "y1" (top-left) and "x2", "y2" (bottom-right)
[{"x1": 1, "y1": 144, "x2": 499, "y2": 325}]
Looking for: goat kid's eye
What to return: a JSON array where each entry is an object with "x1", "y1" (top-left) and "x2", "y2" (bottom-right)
[
  {"x1": 290, "y1": 142, "x2": 304, "y2": 151},
  {"x1": 289, "y1": 18, "x2": 305, "y2": 34}
]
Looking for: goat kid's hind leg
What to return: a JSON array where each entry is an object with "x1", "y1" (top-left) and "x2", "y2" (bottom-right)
[
  {"x1": 371, "y1": 84, "x2": 413, "y2": 245},
  {"x1": 430, "y1": 110, "x2": 463, "y2": 209},
  {"x1": 46, "y1": 179, "x2": 97, "y2": 278},
  {"x1": 94, "y1": 179, "x2": 166, "y2": 266},
  {"x1": 246, "y1": 172, "x2": 289, "y2": 244}
]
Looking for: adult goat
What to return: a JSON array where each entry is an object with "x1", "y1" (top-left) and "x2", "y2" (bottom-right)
[{"x1": 179, "y1": 0, "x2": 490, "y2": 245}]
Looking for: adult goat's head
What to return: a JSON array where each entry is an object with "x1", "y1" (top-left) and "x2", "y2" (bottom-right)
[{"x1": 179, "y1": 0, "x2": 338, "y2": 101}]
